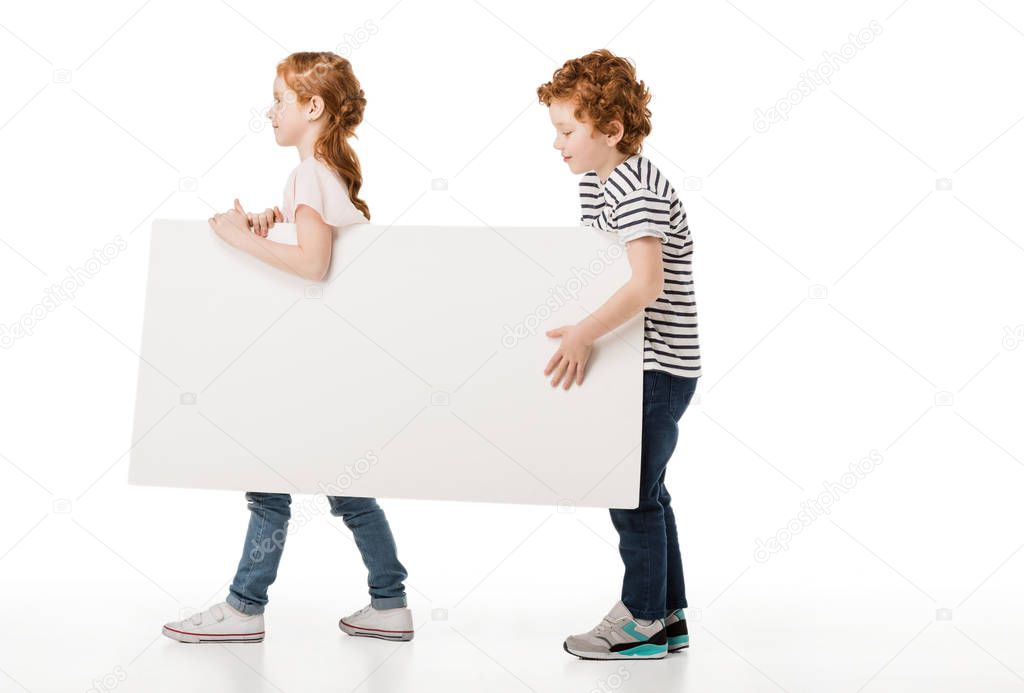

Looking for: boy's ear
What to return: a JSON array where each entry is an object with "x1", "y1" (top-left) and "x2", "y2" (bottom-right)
[{"x1": 604, "y1": 120, "x2": 625, "y2": 148}]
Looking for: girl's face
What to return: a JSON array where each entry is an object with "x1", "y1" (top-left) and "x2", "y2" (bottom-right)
[
  {"x1": 266, "y1": 76, "x2": 308, "y2": 147},
  {"x1": 547, "y1": 99, "x2": 622, "y2": 176}
]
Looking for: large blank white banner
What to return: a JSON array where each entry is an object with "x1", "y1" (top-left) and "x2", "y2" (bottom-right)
[{"x1": 129, "y1": 221, "x2": 643, "y2": 508}]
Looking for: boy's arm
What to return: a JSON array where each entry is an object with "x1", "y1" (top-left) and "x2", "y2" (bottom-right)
[
  {"x1": 545, "y1": 236, "x2": 663, "y2": 388},
  {"x1": 576, "y1": 236, "x2": 663, "y2": 343}
]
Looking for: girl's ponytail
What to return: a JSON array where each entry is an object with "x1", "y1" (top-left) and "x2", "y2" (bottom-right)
[{"x1": 315, "y1": 90, "x2": 370, "y2": 220}]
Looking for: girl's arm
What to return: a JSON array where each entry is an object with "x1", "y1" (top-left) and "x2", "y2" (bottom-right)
[{"x1": 212, "y1": 201, "x2": 333, "y2": 281}]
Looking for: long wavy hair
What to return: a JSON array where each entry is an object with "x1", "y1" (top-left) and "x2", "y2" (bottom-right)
[{"x1": 277, "y1": 52, "x2": 370, "y2": 220}]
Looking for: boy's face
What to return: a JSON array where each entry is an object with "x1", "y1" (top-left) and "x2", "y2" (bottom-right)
[{"x1": 547, "y1": 99, "x2": 621, "y2": 176}]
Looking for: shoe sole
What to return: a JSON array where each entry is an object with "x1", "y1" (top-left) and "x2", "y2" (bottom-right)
[
  {"x1": 668, "y1": 635, "x2": 689, "y2": 652},
  {"x1": 338, "y1": 619, "x2": 414, "y2": 642},
  {"x1": 563, "y1": 642, "x2": 667, "y2": 660},
  {"x1": 162, "y1": 625, "x2": 264, "y2": 643}
]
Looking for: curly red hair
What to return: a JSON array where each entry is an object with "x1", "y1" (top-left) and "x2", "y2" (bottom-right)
[{"x1": 537, "y1": 49, "x2": 652, "y2": 156}]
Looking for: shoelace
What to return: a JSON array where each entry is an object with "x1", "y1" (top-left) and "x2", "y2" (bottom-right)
[{"x1": 592, "y1": 615, "x2": 625, "y2": 636}]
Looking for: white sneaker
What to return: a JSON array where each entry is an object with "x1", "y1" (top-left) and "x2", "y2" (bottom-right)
[
  {"x1": 162, "y1": 602, "x2": 265, "y2": 643},
  {"x1": 338, "y1": 604, "x2": 414, "y2": 642}
]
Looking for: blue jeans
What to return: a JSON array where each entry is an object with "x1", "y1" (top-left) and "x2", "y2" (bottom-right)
[
  {"x1": 610, "y1": 370, "x2": 698, "y2": 621},
  {"x1": 226, "y1": 493, "x2": 408, "y2": 615}
]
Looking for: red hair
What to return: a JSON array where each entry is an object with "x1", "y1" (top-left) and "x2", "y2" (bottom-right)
[
  {"x1": 537, "y1": 49, "x2": 652, "y2": 156},
  {"x1": 277, "y1": 52, "x2": 370, "y2": 220}
]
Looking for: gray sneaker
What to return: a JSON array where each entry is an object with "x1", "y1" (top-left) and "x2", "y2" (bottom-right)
[
  {"x1": 563, "y1": 601, "x2": 667, "y2": 660},
  {"x1": 665, "y1": 608, "x2": 689, "y2": 652}
]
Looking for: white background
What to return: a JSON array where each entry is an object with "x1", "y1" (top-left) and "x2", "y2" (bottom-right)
[{"x1": 2, "y1": 1, "x2": 1023, "y2": 691}]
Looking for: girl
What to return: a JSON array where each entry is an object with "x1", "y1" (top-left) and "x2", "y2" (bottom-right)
[{"x1": 162, "y1": 52, "x2": 414, "y2": 644}]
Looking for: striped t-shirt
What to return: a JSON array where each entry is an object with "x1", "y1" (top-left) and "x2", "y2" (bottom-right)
[{"x1": 579, "y1": 154, "x2": 702, "y2": 379}]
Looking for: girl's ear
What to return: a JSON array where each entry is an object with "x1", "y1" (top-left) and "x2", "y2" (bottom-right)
[{"x1": 307, "y1": 95, "x2": 326, "y2": 121}]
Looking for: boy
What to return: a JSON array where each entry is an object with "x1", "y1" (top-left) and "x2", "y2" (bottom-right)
[{"x1": 538, "y1": 49, "x2": 702, "y2": 660}]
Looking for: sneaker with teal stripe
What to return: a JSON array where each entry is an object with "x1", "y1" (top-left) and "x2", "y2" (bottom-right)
[
  {"x1": 665, "y1": 608, "x2": 689, "y2": 652},
  {"x1": 563, "y1": 601, "x2": 667, "y2": 660}
]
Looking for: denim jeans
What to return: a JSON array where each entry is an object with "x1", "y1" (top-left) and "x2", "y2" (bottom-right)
[
  {"x1": 225, "y1": 493, "x2": 408, "y2": 615},
  {"x1": 610, "y1": 370, "x2": 698, "y2": 621}
]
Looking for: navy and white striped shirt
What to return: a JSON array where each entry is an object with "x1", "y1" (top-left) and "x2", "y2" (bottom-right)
[{"x1": 579, "y1": 154, "x2": 702, "y2": 378}]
